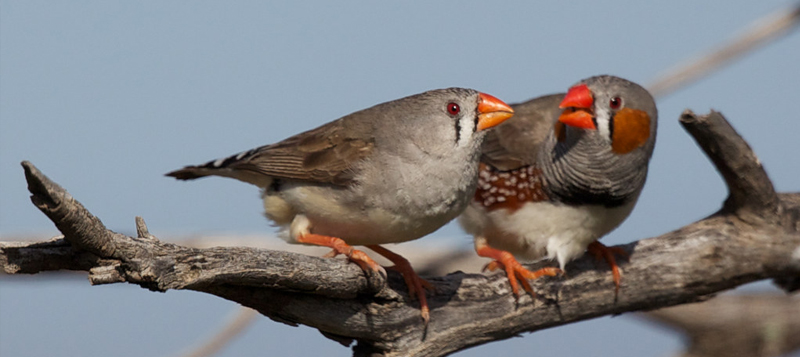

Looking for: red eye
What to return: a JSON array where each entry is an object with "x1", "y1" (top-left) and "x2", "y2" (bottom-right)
[
  {"x1": 609, "y1": 97, "x2": 622, "y2": 110},
  {"x1": 447, "y1": 102, "x2": 460, "y2": 115}
]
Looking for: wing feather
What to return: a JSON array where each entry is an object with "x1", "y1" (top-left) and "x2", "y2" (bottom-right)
[{"x1": 481, "y1": 93, "x2": 565, "y2": 171}]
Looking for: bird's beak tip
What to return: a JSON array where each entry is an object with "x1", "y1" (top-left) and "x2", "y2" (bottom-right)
[{"x1": 477, "y1": 93, "x2": 514, "y2": 131}]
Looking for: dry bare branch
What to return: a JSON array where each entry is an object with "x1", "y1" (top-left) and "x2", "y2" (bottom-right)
[
  {"x1": 2, "y1": 110, "x2": 800, "y2": 357},
  {"x1": 644, "y1": 294, "x2": 800, "y2": 357},
  {"x1": 172, "y1": 307, "x2": 260, "y2": 357},
  {"x1": 647, "y1": 4, "x2": 800, "y2": 98}
]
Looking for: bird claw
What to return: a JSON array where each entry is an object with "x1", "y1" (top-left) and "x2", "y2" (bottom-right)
[
  {"x1": 587, "y1": 241, "x2": 627, "y2": 295},
  {"x1": 510, "y1": 265, "x2": 563, "y2": 297},
  {"x1": 298, "y1": 233, "x2": 385, "y2": 277},
  {"x1": 347, "y1": 249, "x2": 384, "y2": 273},
  {"x1": 303, "y1": 238, "x2": 430, "y2": 323},
  {"x1": 367, "y1": 245, "x2": 431, "y2": 324},
  {"x1": 482, "y1": 260, "x2": 502, "y2": 273},
  {"x1": 477, "y1": 245, "x2": 561, "y2": 298},
  {"x1": 322, "y1": 249, "x2": 339, "y2": 258}
]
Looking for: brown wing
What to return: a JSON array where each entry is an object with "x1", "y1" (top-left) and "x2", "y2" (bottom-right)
[
  {"x1": 166, "y1": 117, "x2": 375, "y2": 187},
  {"x1": 224, "y1": 119, "x2": 374, "y2": 185},
  {"x1": 481, "y1": 93, "x2": 565, "y2": 170}
]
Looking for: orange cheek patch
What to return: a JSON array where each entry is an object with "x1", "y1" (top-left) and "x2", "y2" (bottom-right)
[{"x1": 611, "y1": 108, "x2": 651, "y2": 154}]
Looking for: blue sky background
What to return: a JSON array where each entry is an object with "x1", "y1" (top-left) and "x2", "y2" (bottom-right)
[{"x1": 2, "y1": 1, "x2": 799, "y2": 356}]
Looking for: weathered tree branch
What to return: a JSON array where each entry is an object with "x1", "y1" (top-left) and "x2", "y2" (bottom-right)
[
  {"x1": 643, "y1": 294, "x2": 800, "y2": 357},
  {"x1": 646, "y1": 4, "x2": 800, "y2": 98},
  {"x1": 175, "y1": 307, "x2": 260, "y2": 357},
  {"x1": 680, "y1": 110, "x2": 782, "y2": 223},
  {"x1": 2, "y1": 110, "x2": 800, "y2": 357}
]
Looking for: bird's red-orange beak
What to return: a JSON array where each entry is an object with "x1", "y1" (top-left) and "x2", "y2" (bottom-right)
[
  {"x1": 476, "y1": 93, "x2": 514, "y2": 131},
  {"x1": 558, "y1": 84, "x2": 595, "y2": 130}
]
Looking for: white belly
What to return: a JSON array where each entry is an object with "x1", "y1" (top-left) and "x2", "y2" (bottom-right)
[
  {"x1": 264, "y1": 183, "x2": 466, "y2": 246},
  {"x1": 461, "y1": 199, "x2": 636, "y2": 268},
  {"x1": 261, "y1": 141, "x2": 481, "y2": 247}
]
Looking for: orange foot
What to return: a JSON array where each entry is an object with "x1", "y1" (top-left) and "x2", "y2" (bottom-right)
[
  {"x1": 476, "y1": 243, "x2": 562, "y2": 298},
  {"x1": 297, "y1": 233, "x2": 384, "y2": 275},
  {"x1": 368, "y1": 245, "x2": 433, "y2": 324},
  {"x1": 587, "y1": 241, "x2": 629, "y2": 295}
]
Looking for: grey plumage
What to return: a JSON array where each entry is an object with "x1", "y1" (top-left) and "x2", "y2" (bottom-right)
[
  {"x1": 481, "y1": 93, "x2": 565, "y2": 170},
  {"x1": 538, "y1": 76, "x2": 656, "y2": 207},
  {"x1": 168, "y1": 88, "x2": 481, "y2": 186},
  {"x1": 167, "y1": 87, "x2": 514, "y2": 245},
  {"x1": 167, "y1": 87, "x2": 515, "y2": 322},
  {"x1": 460, "y1": 75, "x2": 658, "y2": 272}
]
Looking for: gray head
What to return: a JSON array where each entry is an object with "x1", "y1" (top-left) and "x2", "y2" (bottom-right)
[
  {"x1": 538, "y1": 75, "x2": 658, "y2": 207},
  {"x1": 165, "y1": 88, "x2": 513, "y2": 187},
  {"x1": 361, "y1": 88, "x2": 515, "y2": 160}
]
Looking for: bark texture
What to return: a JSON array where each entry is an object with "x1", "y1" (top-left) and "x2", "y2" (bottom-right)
[{"x1": 2, "y1": 110, "x2": 799, "y2": 356}]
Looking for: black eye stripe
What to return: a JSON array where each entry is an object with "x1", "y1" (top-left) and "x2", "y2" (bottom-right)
[
  {"x1": 454, "y1": 118, "x2": 461, "y2": 144},
  {"x1": 608, "y1": 113, "x2": 615, "y2": 139}
]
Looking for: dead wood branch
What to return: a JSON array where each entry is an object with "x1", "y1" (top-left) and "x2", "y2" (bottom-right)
[
  {"x1": 2, "y1": 110, "x2": 800, "y2": 357},
  {"x1": 644, "y1": 294, "x2": 800, "y2": 357},
  {"x1": 172, "y1": 307, "x2": 260, "y2": 357},
  {"x1": 647, "y1": 4, "x2": 800, "y2": 98}
]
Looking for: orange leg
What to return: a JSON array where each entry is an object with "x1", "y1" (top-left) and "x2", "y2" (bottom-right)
[
  {"x1": 475, "y1": 239, "x2": 562, "y2": 298},
  {"x1": 296, "y1": 233, "x2": 383, "y2": 274},
  {"x1": 587, "y1": 241, "x2": 628, "y2": 294},
  {"x1": 367, "y1": 245, "x2": 433, "y2": 324}
]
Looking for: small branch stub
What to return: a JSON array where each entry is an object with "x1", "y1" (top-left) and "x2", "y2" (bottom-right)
[
  {"x1": 4, "y1": 109, "x2": 800, "y2": 357},
  {"x1": 679, "y1": 110, "x2": 782, "y2": 223}
]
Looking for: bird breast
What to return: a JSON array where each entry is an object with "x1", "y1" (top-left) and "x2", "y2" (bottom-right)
[
  {"x1": 268, "y1": 141, "x2": 483, "y2": 246},
  {"x1": 465, "y1": 198, "x2": 637, "y2": 266}
]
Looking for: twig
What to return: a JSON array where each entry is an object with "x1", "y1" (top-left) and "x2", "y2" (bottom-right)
[
  {"x1": 173, "y1": 307, "x2": 259, "y2": 357},
  {"x1": 3, "y1": 111, "x2": 799, "y2": 357},
  {"x1": 679, "y1": 110, "x2": 781, "y2": 223},
  {"x1": 643, "y1": 294, "x2": 800, "y2": 357},
  {"x1": 647, "y1": 4, "x2": 800, "y2": 98}
]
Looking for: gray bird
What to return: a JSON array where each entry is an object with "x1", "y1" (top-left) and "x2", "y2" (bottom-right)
[
  {"x1": 167, "y1": 88, "x2": 514, "y2": 321},
  {"x1": 459, "y1": 75, "x2": 657, "y2": 297}
]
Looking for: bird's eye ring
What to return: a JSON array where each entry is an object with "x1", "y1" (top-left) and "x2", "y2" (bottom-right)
[
  {"x1": 609, "y1": 97, "x2": 622, "y2": 110},
  {"x1": 447, "y1": 102, "x2": 460, "y2": 116}
]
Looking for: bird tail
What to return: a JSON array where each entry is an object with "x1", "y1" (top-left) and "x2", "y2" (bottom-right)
[
  {"x1": 165, "y1": 147, "x2": 271, "y2": 187},
  {"x1": 165, "y1": 148, "x2": 258, "y2": 180},
  {"x1": 164, "y1": 165, "x2": 214, "y2": 180}
]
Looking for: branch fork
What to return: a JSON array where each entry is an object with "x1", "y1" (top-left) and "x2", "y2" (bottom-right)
[{"x1": 2, "y1": 110, "x2": 799, "y2": 356}]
